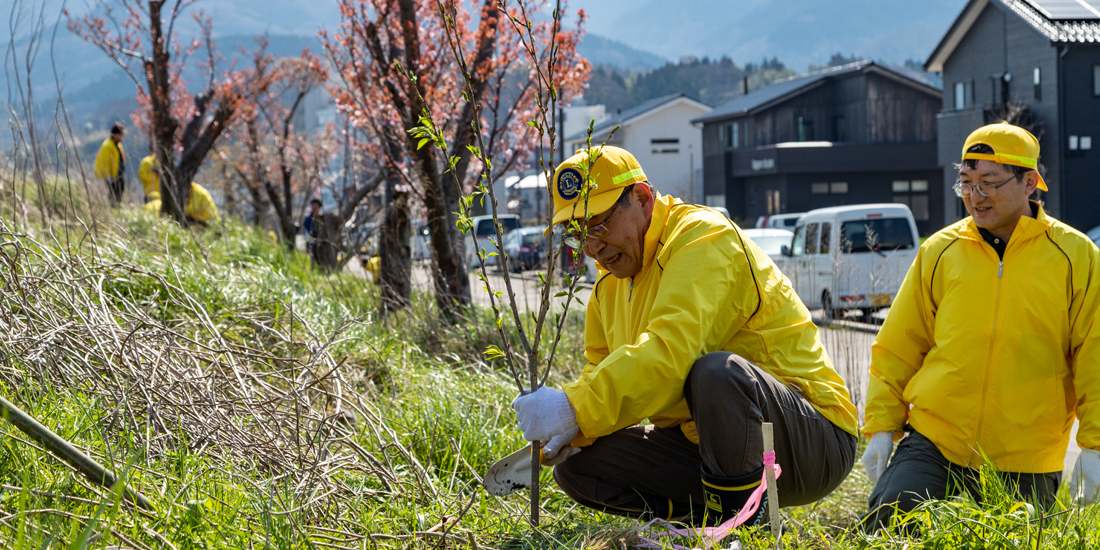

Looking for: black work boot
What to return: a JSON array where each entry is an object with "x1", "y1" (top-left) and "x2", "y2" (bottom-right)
[
  {"x1": 700, "y1": 465, "x2": 770, "y2": 528},
  {"x1": 639, "y1": 495, "x2": 695, "y2": 522}
]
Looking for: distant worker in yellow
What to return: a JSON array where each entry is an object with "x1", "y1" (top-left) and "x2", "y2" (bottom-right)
[
  {"x1": 145, "y1": 182, "x2": 220, "y2": 225},
  {"x1": 138, "y1": 153, "x2": 160, "y2": 203},
  {"x1": 94, "y1": 123, "x2": 127, "y2": 205}
]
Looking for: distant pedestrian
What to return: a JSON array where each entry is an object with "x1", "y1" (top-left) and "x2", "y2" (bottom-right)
[
  {"x1": 94, "y1": 123, "x2": 127, "y2": 206},
  {"x1": 861, "y1": 122, "x2": 1100, "y2": 531},
  {"x1": 302, "y1": 198, "x2": 323, "y2": 263}
]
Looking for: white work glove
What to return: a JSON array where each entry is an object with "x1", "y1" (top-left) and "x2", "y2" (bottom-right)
[
  {"x1": 861, "y1": 431, "x2": 895, "y2": 484},
  {"x1": 1070, "y1": 448, "x2": 1100, "y2": 506},
  {"x1": 542, "y1": 425, "x2": 580, "y2": 459},
  {"x1": 542, "y1": 443, "x2": 581, "y2": 467},
  {"x1": 511, "y1": 386, "x2": 578, "y2": 443}
]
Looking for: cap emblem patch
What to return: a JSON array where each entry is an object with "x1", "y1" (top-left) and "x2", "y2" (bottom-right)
[{"x1": 557, "y1": 168, "x2": 582, "y2": 201}]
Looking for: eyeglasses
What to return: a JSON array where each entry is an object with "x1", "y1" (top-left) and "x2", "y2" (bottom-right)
[
  {"x1": 953, "y1": 174, "x2": 1019, "y2": 199},
  {"x1": 562, "y1": 194, "x2": 628, "y2": 249}
]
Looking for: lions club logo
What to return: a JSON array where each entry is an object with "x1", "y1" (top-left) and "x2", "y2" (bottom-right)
[{"x1": 557, "y1": 168, "x2": 582, "y2": 201}]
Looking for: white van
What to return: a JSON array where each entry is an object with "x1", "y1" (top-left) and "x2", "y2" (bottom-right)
[
  {"x1": 465, "y1": 214, "x2": 521, "y2": 268},
  {"x1": 781, "y1": 204, "x2": 919, "y2": 319},
  {"x1": 755, "y1": 212, "x2": 805, "y2": 229}
]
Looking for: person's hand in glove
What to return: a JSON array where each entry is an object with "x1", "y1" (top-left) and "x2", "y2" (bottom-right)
[
  {"x1": 861, "y1": 431, "x2": 895, "y2": 485},
  {"x1": 512, "y1": 386, "x2": 578, "y2": 443},
  {"x1": 542, "y1": 442, "x2": 581, "y2": 467},
  {"x1": 1070, "y1": 448, "x2": 1100, "y2": 505}
]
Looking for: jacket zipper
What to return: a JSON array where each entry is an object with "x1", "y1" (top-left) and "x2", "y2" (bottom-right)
[
  {"x1": 628, "y1": 278, "x2": 634, "y2": 302},
  {"x1": 973, "y1": 254, "x2": 1004, "y2": 465}
]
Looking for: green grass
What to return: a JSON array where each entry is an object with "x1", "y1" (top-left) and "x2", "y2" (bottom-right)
[{"x1": 0, "y1": 205, "x2": 1097, "y2": 549}]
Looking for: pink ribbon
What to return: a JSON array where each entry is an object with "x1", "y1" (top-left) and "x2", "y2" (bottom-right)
[{"x1": 634, "y1": 451, "x2": 781, "y2": 550}]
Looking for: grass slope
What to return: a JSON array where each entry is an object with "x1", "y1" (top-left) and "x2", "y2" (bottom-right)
[{"x1": 0, "y1": 207, "x2": 1097, "y2": 549}]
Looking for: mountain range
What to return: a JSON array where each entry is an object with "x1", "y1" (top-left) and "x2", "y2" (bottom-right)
[{"x1": 4, "y1": 0, "x2": 967, "y2": 128}]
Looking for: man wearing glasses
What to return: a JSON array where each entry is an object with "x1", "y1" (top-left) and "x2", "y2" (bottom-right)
[
  {"x1": 510, "y1": 145, "x2": 858, "y2": 526},
  {"x1": 860, "y1": 122, "x2": 1100, "y2": 531}
]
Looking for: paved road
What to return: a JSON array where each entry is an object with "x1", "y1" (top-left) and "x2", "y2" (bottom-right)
[{"x1": 351, "y1": 257, "x2": 1082, "y2": 478}]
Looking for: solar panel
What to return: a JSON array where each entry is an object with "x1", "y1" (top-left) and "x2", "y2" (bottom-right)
[{"x1": 1025, "y1": 0, "x2": 1100, "y2": 19}]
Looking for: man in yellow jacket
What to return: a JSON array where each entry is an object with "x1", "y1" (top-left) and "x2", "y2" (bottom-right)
[
  {"x1": 93, "y1": 123, "x2": 126, "y2": 205},
  {"x1": 861, "y1": 123, "x2": 1100, "y2": 530},
  {"x1": 511, "y1": 146, "x2": 858, "y2": 527}
]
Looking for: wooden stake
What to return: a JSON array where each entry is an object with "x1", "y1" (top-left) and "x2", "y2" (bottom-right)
[{"x1": 761, "y1": 423, "x2": 781, "y2": 547}]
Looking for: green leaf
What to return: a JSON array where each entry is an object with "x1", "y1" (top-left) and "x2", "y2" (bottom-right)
[{"x1": 484, "y1": 345, "x2": 505, "y2": 360}]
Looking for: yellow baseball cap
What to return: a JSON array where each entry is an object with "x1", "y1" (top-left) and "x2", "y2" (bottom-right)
[
  {"x1": 550, "y1": 146, "x2": 648, "y2": 228},
  {"x1": 962, "y1": 122, "x2": 1047, "y2": 191}
]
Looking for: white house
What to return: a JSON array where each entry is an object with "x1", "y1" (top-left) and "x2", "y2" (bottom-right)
[
  {"x1": 564, "y1": 94, "x2": 712, "y2": 201},
  {"x1": 503, "y1": 172, "x2": 549, "y2": 225}
]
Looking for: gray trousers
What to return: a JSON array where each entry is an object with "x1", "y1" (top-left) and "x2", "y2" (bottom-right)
[
  {"x1": 552, "y1": 352, "x2": 856, "y2": 520},
  {"x1": 864, "y1": 427, "x2": 1061, "y2": 532}
]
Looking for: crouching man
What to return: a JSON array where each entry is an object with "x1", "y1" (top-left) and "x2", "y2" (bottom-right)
[
  {"x1": 511, "y1": 146, "x2": 858, "y2": 526},
  {"x1": 860, "y1": 123, "x2": 1100, "y2": 531}
]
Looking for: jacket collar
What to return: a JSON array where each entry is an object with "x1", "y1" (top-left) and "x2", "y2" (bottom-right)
[
  {"x1": 959, "y1": 200, "x2": 1051, "y2": 244},
  {"x1": 639, "y1": 193, "x2": 676, "y2": 272}
]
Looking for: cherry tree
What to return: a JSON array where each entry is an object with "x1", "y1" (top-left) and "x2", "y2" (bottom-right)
[
  {"x1": 321, "y1": 0, "x2": 588, "y2": 316},
  {"x1": 68, "y1": 1, "x2": 274, "y2": 224}
]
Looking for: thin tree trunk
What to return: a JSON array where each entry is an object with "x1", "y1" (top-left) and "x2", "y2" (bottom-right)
[{"x1": 378, "y1": 172, "x2": 411, "y2": 312}]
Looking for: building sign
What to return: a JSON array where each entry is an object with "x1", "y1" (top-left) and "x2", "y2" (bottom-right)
[{"x1": 751, "y1": 158, "x2": 776, "y2": 171}]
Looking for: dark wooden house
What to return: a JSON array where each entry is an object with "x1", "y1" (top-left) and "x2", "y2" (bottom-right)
[
  {"x1": 694, "y1": 61, "x2": 945, "y2": 235},
  {"x1": 925, "y1": 0, "x2": 1100, "y2": 232}
]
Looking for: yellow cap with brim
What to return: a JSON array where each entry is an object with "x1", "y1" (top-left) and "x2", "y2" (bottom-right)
[
  {"x1": 548, "y1": 145, "x2": 648, "y2": 231},
  {"x1": 961, "y1": 122, "x2": 1048, "y2": 191}
]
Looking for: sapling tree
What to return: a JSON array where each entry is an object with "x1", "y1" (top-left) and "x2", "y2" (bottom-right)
[{"x1": 406, "y1": 0, "x2": 621, "y2": 527}]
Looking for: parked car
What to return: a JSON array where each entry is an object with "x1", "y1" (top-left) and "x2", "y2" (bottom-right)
[
  {"x1": 741, "y1": 228, "x2": 794, "y2": 264},
  {"x1": 755, "y1": 212, "x2": 805, "y2": 229},
  {"x1": 712, "y1": 206, "x2": 732, "y2": 219},
  {"x1": 1088, "y1": 225, "x2": 1100, "y2": 248},
  {"x1": 464, "y1": 214, "x2": 521, "y2": 268},
  {"x1": 781, "y1": 204, "x2": 919, "y2": 320},
  {"x1": 501, "y1": 227, "x2": 548, "y2": 272},
  {"x1": 560, "y1": 243, "x2": 599, "y2": 283}
]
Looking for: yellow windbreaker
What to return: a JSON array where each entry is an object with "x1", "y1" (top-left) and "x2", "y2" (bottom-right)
[
  {"x1": 562, "y1": 194, "x2": 859, "y2": 447},
  {"x1": 143, "y1": 183, "x2": 220, "y2": 223},
  {"x1": 94, "y1": 138, "x2": 124, "y2": 179},
  {"x1": 863, "y1": 203, "x2": 1100, "y2": 473},
  {"x1": 138, "y1": 155, "x2": 159, "y2": 201}
]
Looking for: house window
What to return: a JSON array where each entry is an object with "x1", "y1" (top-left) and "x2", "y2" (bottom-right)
[
  {"x1": 766, "y1": 190, "x2": 781, "y2": 214},
  {"x1": 1034, "y1": 68, "x2": 1041, "y2": 101},
  {"x1": 797, "y1": 116, "x2": 814, "y2": 141},
  {"x1": 833, "y1": 115, "x2": 846, "y2": 142},
  {"x1": 717, "y1": 125, "x2": 724, "y2": 148},
  {"x1": 892, "y1": 180, "x2": 930, "y2": 221},
  {"x1": 730, "y1": 122, "x2": 740, "y2": 148},
  {"x1": 954, "y1": 82, "x2": 965, "y2": 110},
  {"x1": 830, "y1": 182, "x2": 848, "y2": 194},
  {"x1": 811, "y1": 182, "x2": 829, "y2": 194},
  {"x1": 651, "y1": 138, "x2": 679, "y2": 154},
  {"x1": 1094, "y1": 65, "x2": 1100, "y2": 96}
]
